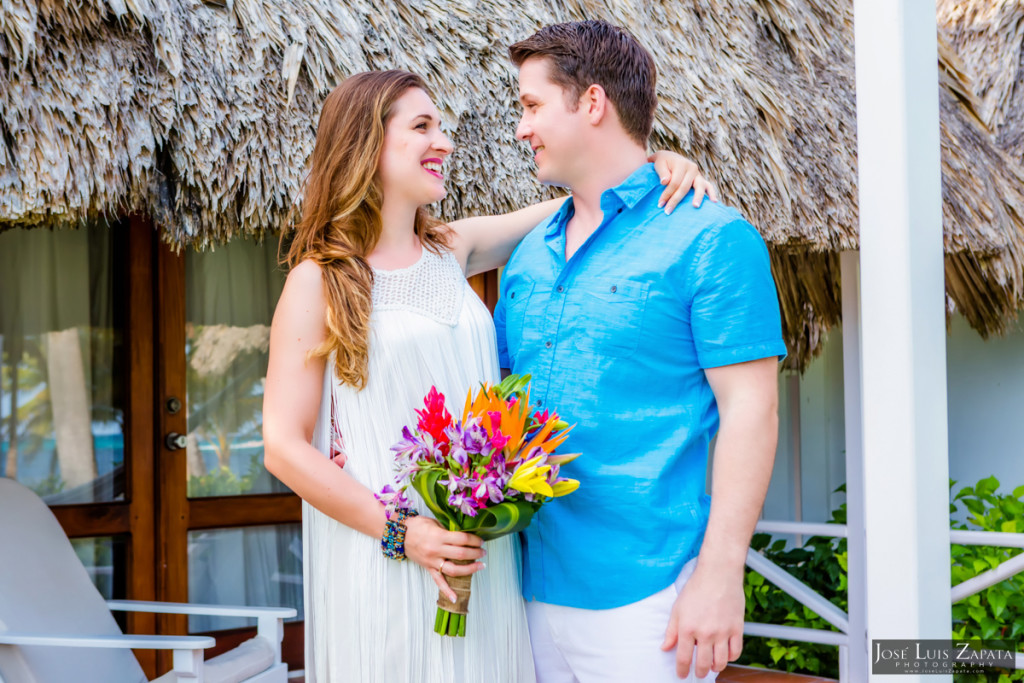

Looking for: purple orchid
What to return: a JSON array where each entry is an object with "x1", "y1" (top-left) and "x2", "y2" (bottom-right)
[
  {"x1": 473, "y1": 477, "x2": 505, "y2": 505},
  {"x1": 374, "y1": 484, "x2": 411, "y2": 509},
  {"x1": 391, "y1": 426, "x2": 429, "y2": 461},
  {"x1": 448, "y1": 489, "x2": 480, "y2": 517},
  {"x1": 439, "y1": 473, "x2": 474, "y2": 496}
]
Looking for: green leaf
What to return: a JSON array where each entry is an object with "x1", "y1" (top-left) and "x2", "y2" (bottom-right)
[
  {"x1": 467, "y1": 500, "x2": 538, "y2": 541},
  {"x1": 1012, "y1": 484, "x2": 1024, "y2": 500},
  {"x1": 410, "y1": 470, "x2": 457, "y2": 529},
  {"x1": 980, "y1": 616, "x2": 1001, "y2": 640},
  {"x1": 495, "y1": 373, "x2": 531, "y2": 399},
  {"x1": 989, "y1": 589, "x2": 1008, "y2": 619},
  {"x1": 976, "y1": 475, "x2": 1000, "y2": 496},
  {"x1": 968, "y1": 604, "x2": 987, "y2": 623},
  {"x1": 963, "y1": 498, "x2": 986, "y2": 516},
  {"x1": 955, "y1": 485, "x2": 975, "y2": 501}
]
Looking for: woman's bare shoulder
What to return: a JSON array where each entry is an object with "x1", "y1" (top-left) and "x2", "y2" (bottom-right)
[
  {"x1": 274, "y1": 259, "x2": 327, "y2": 330},
  {"x1": 286, "y1": 258, "x2": 325, "y2": 290}
]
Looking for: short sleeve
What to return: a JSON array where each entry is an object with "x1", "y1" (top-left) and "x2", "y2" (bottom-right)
[
  {"x1": 493, "y1": 282, "x2": 511, "y2": 369},
  {"x1": 688, "y1": 220, "x2": 788, "y2": 368}
]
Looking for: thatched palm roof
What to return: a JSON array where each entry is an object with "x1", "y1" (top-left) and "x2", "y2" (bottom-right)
[
  {"x1": 939, "y1": 1, "x2": 1024, "y2": 161},
  {"x1": 3, "y1": 0, "x2": 1024, "y2": 367}
]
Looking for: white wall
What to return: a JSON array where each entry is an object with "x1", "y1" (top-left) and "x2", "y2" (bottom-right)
[
  {"x1": 765, "y1": 313, "x2": 1024, "y2": 523},
  {"x1": 945, "y1": 314, "x2": 1024, "y2": 495}
]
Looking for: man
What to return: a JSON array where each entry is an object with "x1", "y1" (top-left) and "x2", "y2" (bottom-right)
[{"x1": 494, "y1": 20, "x2": 787, "y2": 683}]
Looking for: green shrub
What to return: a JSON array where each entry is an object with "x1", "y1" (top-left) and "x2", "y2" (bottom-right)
[
  {"x1": 738, "y1": 496, "x2": 846, "y2": 677},
  {"x1": 740, "y1": 478, "x2": 1024, "y2": 681},
  {"x1": 949, "y1": 477, "x2": 1024, "y2": 683}
]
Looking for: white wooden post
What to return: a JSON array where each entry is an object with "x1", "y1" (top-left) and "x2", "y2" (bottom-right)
[
  {"x1": 841, "y1": 250, "x2": 866, "y2": 682},
  {"x1": 853, "y1": 1, "x2": 952, "y2": 681}
]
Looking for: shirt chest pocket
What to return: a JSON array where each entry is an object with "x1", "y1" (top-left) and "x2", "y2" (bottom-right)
[
  {"x1": 503, "y1": 279, "x2": 535, "y2": 362},
  {"x1": 572, "y1": 279, "x2": 649, "y2": 359}
]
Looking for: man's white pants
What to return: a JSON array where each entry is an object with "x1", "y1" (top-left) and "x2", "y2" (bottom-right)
[{"x1": 526, "y1": 559, "x2": 718, "y2": 683}]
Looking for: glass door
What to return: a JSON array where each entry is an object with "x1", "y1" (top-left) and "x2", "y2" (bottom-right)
[
  {"x1": 0, "y1": 218, "x2": 161, "y2": 673},
  {"x1": 153, "y1": 230, "x2": 302, "y2": 671}
]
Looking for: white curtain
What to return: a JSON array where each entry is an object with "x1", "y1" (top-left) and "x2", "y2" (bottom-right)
[
  {"x1": 184, "y1": 237, "x2": 286, "y2": 496},
  {"x1": 0, "y1": 223, "x2": 122, "y2": 504}
]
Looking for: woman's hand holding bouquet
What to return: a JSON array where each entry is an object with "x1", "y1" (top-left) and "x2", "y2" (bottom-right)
[{"x1": 377, "y1": 374, "x2": 581, "y2": 636}]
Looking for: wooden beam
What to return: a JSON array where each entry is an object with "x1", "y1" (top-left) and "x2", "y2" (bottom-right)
[
  {"x1": 126, "y1": 215, "x2": 158, "y2": 676},
  {"x1": 52, "y1": 503, "x2": 130, "y2": 537},
  {"x1": 155, "y1": 238, "x2": 189, "y2": 670},
  {"x1": 189, "y1": 494, "x2": 302, "y2": 530}
]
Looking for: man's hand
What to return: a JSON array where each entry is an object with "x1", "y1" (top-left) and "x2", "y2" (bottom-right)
[{"x1": 661, "y1": 566, "x2": 744, "y2": 679}]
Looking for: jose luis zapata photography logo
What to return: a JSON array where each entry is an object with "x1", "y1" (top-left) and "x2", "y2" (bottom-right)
[{"x1": 873, "y1": 640, "x2": 1019, "y2": 675}]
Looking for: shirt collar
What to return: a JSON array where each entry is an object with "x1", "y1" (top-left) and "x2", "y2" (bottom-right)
[
  {"x1": 606, "y1": 162, "x2": 661, "y2": 210},
  {"x1": 543, "y1": 162, "x2": 660, "y2": 240},
  {"x1": 544, "y1": 194, "x2": 576, "y2": 239}
]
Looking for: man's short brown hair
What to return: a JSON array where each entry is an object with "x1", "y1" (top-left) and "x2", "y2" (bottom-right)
[{"x1": 509, "y1": 20, "x2": 657, "y2": 147}]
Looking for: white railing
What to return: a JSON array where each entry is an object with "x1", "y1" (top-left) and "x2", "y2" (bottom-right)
[
  {"x1": 949, "y1": 530, "x2": 1024, "y2": 601},
  {"x1": 745, "y1": 549, "x2": 849, "y2": 633},
  {"x1": 746, "y1": 520, "x2": 1024, "y2": 682}
]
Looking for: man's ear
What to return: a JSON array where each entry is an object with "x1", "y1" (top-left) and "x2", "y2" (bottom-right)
[{"x1": 582, "y1": 84, "x2": 609, "y2": 126}]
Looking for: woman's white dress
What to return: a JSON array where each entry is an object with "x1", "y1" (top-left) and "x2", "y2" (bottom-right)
[{"x1": 303, "y1": 247, "x2": 535, "y2": 682}]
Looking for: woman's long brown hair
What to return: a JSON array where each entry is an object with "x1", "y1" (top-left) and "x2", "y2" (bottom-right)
[{"x1": 287, "y1": 70, "x2": 452, "y2": 389}]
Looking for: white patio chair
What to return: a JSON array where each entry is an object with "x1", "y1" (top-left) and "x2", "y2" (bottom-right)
[{"x1": 0, "y1": 477, "x2": 297, "y2": 683}]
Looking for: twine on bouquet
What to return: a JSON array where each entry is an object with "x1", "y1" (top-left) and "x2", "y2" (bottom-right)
[{"x1": 435, "y1": 559, "x2": 472, "y2": 636}]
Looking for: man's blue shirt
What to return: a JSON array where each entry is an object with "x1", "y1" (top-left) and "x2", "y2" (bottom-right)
[{"x1": 494, "y1": 163, "x2": 787, "y2": 609}]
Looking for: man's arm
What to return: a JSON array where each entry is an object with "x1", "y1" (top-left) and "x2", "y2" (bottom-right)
[{"x1": 661, "y1": 356, "x2": 779, "y2": 679}]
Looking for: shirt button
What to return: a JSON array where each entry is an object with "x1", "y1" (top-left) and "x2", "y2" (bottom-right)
[
  {"x1": 557, "y1": 285, "x2": 564, "y2": 293},
  {"x1": 536, "y1": 399, "x2": 543, "y2": 407},
  {"x1": 610, "y1": 285, "x2": 617, "y2": 293},
  {"x1": 545, "y1": 341, "x2": 552, "y2": 348},
  {"x1": 510, "y1": 292, "x2": 515, "y2": 299},
  {"x1": 616, "y1": 208, "x2": 623, "y2": 214}
]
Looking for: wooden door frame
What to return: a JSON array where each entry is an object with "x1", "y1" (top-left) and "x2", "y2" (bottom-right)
[{"x1": 153, "y1": 223, "x2": 189, "y2": 673}]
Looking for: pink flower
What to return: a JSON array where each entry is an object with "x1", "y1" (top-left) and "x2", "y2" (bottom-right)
[
  {"x1": 415, "y1": 387, "x2": 453, "y2": 452},
  {"x1": 489, "y1": 429, "x2": 510, "y2": 451}
]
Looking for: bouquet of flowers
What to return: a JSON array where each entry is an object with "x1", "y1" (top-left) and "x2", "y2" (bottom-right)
[{"x1": 377, "y1": 374, "x2": 580, "y2": 637}]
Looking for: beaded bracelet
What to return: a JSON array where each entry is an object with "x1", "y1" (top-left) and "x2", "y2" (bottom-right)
[{"x1": 381, "y1": 507, "x2": 418, "y2": 560}]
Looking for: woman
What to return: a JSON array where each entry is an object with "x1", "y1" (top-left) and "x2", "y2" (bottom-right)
[{"x1": 262, "y1": 70, "x2": 713, "y2": 682}]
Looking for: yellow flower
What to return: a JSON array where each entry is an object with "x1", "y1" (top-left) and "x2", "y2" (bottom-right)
[
  {"x1": 550, "y1": 479, "x2": 580, "y2": 497},
  {"x1": 508, "y1": 454, "x2": 554, "y2": 497}
]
